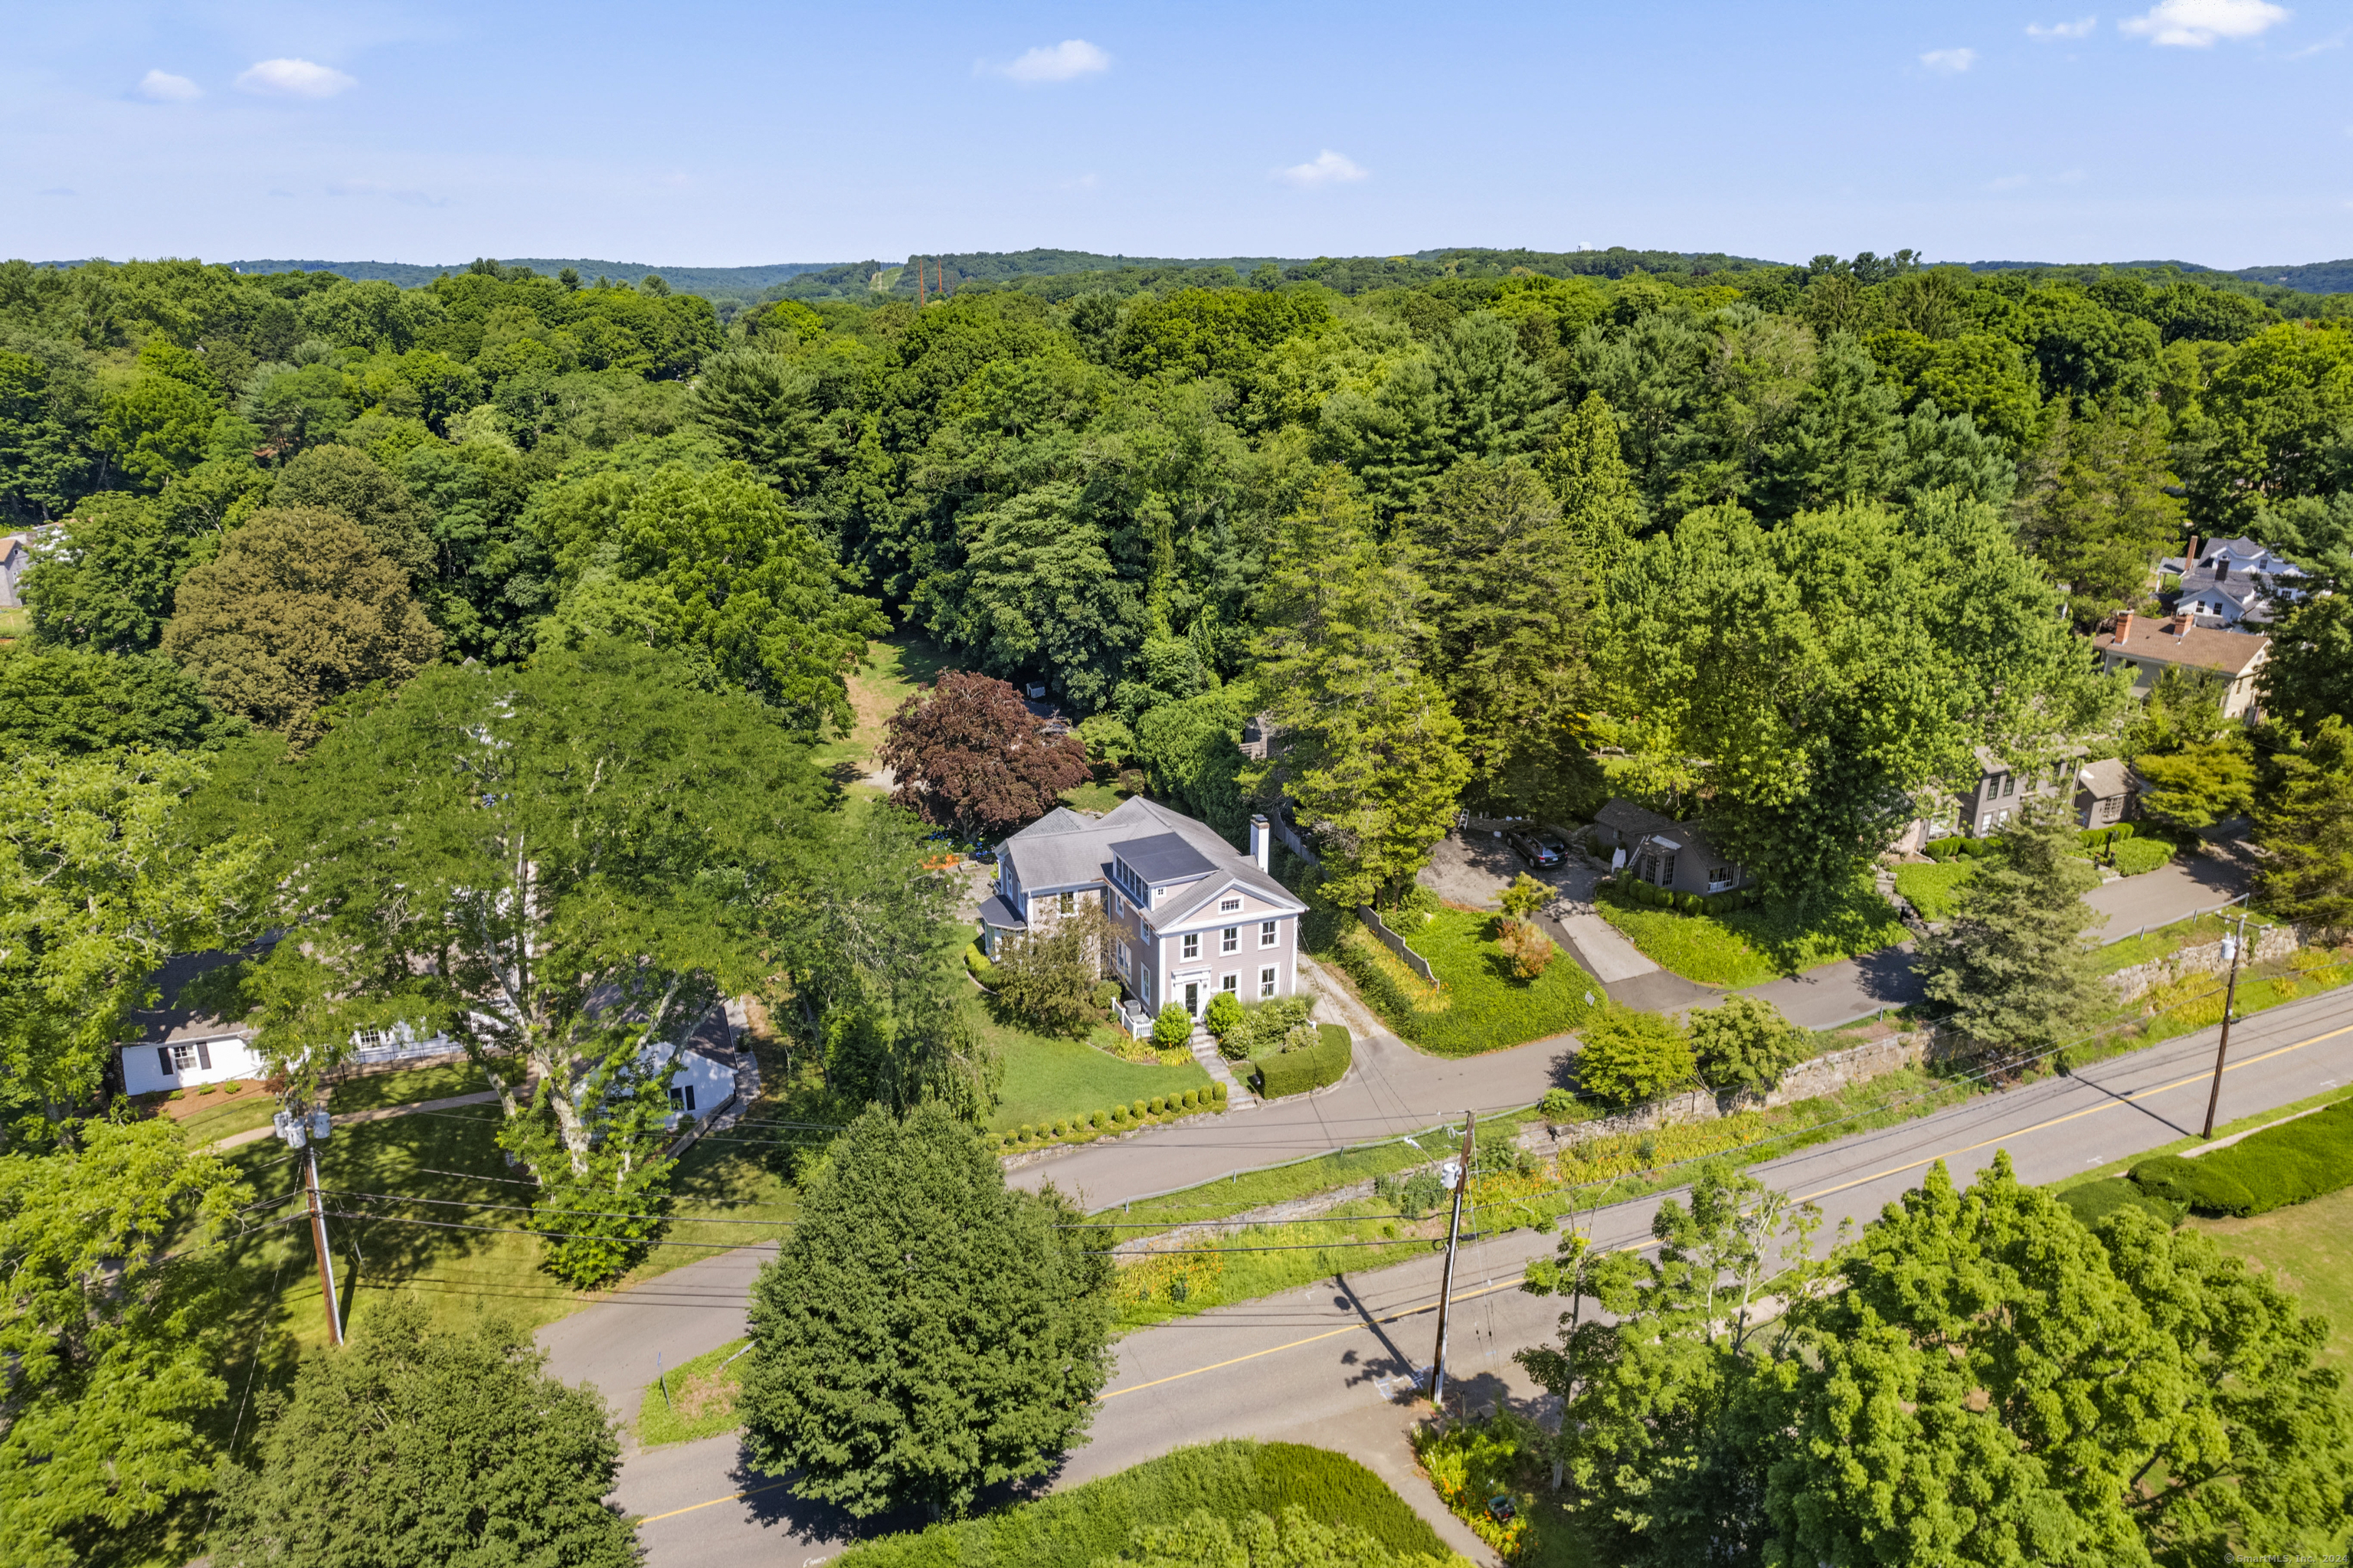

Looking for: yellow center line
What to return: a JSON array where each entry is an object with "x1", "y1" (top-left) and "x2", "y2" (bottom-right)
[
  {"x1": 639, "y1": 1477, "x2": 797, "y2": 1525},
  {"x1": 1792, "y1": 1021, "x2": 2353, "y2": 1204},
  {"x1": 641, "y1": 1016, "x2": 2353, "y2": 1525}
]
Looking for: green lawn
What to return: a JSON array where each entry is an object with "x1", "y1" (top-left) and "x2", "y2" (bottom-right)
[
  {"x1": 1337, "y1": 906, "x2": 1605, "y2": 1056},
  {"x1": 810, "y1": 634, "x2": 951, "y2": 787},
  {"x1": 1599, "y1": 879, "x2": 1908, "y2": 987},
  {"x1": 330, "y1": 1059, "x2": 489, "y2": 1114},
  {"x1": 978, "y1": 1010, "x2": 1209, "y2": 1134},
  {"x1": 2196, "y1": 1183, "x2": 2353, "y2": 1395},
  {"x1": 1059, "y1": 778, "x2": 1134, "y2": 814},
  {"x1": 1893, "y1": 859, "x2": 1976, "y2": 922},
  {"x1": 637, "y1": 1335, "x2": 751, "y2": 1446}
]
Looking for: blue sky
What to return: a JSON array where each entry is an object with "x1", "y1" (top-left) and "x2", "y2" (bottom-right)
[{"x1": 4, "y1": 0, "x2": 2348, "y2": 270}]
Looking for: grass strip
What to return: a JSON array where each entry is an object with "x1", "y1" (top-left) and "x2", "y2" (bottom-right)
[{"x1": 636, "y1": 1336, "x2": 751, "y2": 1448}]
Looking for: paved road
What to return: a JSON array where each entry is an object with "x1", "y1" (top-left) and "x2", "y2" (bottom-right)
[
  {"x1": 1007, "y1": 956, "x2": 1577, "y2": 1213},
  {"x1": 542, "y1": 986, "x2": 2353, "y2": 1567}
]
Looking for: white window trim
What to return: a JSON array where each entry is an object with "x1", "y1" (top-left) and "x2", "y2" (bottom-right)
[
  {"x1": 1221, "y1": 926, "x2": 1239, "y2": 954},
  {"x1": 1220, "y1": 974, "x2": 1239, "y2": 994},
  {"x1": 1181, "y1": 932, "x2": 1200, "y2": 960},
  {"x1": 1258, "y1": 964, "x2": 1278, "y2": 1000},
  {"x1": 1258, "y1": 919, "x2": 1278, "y2": 948}
]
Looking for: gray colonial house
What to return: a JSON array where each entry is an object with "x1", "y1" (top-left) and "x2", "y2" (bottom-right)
[
  {"x1": 979, "y1": 797, "x2": 1307, "y2": 1032},
  {"x1": 1592, "y1": 799, "x2": 1753, "y2": 897}
]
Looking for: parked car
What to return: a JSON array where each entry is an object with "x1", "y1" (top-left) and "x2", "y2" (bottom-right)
[{"x1": 1504, "y1": 826, "x2": 1569, "y2": 871}]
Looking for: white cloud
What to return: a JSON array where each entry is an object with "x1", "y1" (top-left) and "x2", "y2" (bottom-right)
[
  {"x1": 2027, "y1": 16, "x2": 2099, "y2": 38},
  {"x1": 137, "y1": 69, "x2": 201, "y2": 101},
  {"x1": 983, "y1": 39, "x2": 1110, "y2": 84},
  {"x1": 2120, "y1": 0, "x2": 2289, "y2": 46},
  {"x1": 1273, "y1": 149, "x2": 1369, "y2": 188},
  {"x1": 235, "y1": 57, "x2": 357, "y2": 98},
  {"x1": 1920, "y1": 47, "x2": 1978, "y2": 71}
]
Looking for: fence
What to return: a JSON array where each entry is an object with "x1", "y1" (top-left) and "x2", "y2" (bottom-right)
[{"x1": 1356, "y1": 905, "x2": 1438, "y2": 987}]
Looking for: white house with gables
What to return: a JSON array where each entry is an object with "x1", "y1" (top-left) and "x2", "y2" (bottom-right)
[{"x1": 979, "y1": 797, "x2": 1307, "y2": 1031}]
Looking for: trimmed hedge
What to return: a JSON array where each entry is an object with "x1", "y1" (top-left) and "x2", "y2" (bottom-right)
[
  {"x1": 2058, "y1": 1177, "x2": 2187, "y2": 1232},
  {"x1": 2129, "y1": 1099, "x2": 2353, "y2": 1216},
  {"x1": 831, "y1": 1439, "x2": 1451, "y2": 1566},
  {"x1": 1602, "y1": 878, "x2": 1759, "y2": 918},
  {"x1": 1252, "y1": 1023, "x2": 1353, "y2": 1099}
]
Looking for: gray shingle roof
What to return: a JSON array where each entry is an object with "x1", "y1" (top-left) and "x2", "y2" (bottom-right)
[
  {"x1": 999, "y1": 797, "x2": 1304, "y2": 924},
  {"x1": 1111, "y1": 832, "x2": 1216, "y2": 883}
]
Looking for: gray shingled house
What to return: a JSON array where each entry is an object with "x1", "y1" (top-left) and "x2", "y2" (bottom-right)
[
  {"x1": 980, "y1": 796, "x2": 1308, "y2": 1032},
  {"x1": 1592, "y1": 799, "x2": 1753, "y2": 897}
]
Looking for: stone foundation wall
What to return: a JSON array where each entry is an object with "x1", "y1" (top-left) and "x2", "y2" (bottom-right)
[{"x1": 2107, "y1": 923, "x2": 2302, "y2": 1003}]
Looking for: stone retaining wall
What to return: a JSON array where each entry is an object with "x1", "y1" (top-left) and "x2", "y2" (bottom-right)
[
  {"x1": 2107, "y1": 924, "x2": 2302, "y2": 1003},
  {"x1": 1516, "y1": 1027, "x2": 1962, "y2": 1154}
]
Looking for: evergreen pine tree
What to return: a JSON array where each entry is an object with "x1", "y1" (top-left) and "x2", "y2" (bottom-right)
[
  {"x1": 2010, "y1": 398, "x2": 2186, "y2": 626},
  {"x1": 1916, "y1": 798, "x2": 2107, "y2": 1053},
  {"x1": 2256, "y1": 714, "x2": 2353, "y2": 941},
  {"x1": 1536, "y1": 391, "x2": 1644, "y2": 571}
]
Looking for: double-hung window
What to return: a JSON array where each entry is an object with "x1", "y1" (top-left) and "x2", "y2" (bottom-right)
[
  {"x1": 1221, "y1": 926, "x2": 1239, "y2": 954},
  {"x1": 668, "y1": 1085, "x2": 697, "y2": 1113},
  {"x1": 1181, "y1": 932, "x2": 1200, "y2": 960},
  {"x1": 1258, "y1": 965, "x2": 1278, "y2": 999},
  {"x1": 1259, "y1": 920, "x2": 1278, "y2": 948},
  {"x1": 1059, "y1": 890, "x2": 1075, "y2": 914},
  {"x1": 1220, "y1": 974, "x2": 1239, "y2": 994}
]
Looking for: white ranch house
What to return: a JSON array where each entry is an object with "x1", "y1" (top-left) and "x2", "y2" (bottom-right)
[{"x1": 980, "y1": 797, "x2": 1307, "y2": 1033}]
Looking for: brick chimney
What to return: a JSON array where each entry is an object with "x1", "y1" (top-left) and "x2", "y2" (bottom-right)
[
  {"x1": 2113, "y1": 609, "x2": 2134, "y2": 644},
  {"x1": 2186, "y1": 534, "x2": 2198, "y2": 570}
]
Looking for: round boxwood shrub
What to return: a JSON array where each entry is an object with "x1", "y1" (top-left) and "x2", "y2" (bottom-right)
[
  {"x1": 1181, "y1": 1089, "x2": 1199, "y2": 1110},
  {"x1": 1212, "y1": 1082, "x2": 1228, "y2": 1102},
  {"x1": 1019, "y1": 1123, "x2": 1036, "y2": 1143},
  {"x1": 1051, "y1": 1118, "x2": 1068, "y2": 1138},
  {"x1": 1150, "y1": 1095, "x2": 1166, "y2": 1115},
  {"x1": 1131, "y1": 1099, "x2": 1149, "y2": 1120}
]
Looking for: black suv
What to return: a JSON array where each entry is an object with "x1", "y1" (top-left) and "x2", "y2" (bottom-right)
[{"x1": 1504, "y1": 826, "x2": 1569, "y2": 871}]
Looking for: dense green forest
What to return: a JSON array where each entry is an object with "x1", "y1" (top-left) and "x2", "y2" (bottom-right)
[{"x1": 6, "y1": 246, "x2": 2352, "y2": 904}]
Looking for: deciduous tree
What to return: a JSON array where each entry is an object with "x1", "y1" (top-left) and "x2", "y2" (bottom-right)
[
  {"x1": 738, "y1": 1102, "x2": 1113, "y2": 1520},
  {"x1": 0, "y1": 643, "x2": 237, "y2": 758},
  {"x1": 208, "y1": 1300, "x2": 635, "y2": 1568},
  {"x1": 160, "y1": 505, "x2": 441, "y2": 742},
  {"x1": 0, "y1": 751, "x2": 261, "y2": 1117},
  {"x1": 1687, "y1": 994, "x2": 1803, "y2": 1091},
  {"x1": 538, "y1": 460, "x2": 882, "y2": 739},
  {"x1": 0, "y1": 1121, "x2": 248, "y2": 1567},
  {"x1": 266, "y1": 441, "x2": 434, "y2": 581},
  {"x1": 1573, "y1": 1011, "x2": 1694, "y2": 1107},
  {"x1": 218, "y1": 640, "x2": 826, "y2": 1283},
  {"x1": 882, "y1": 668, "x2": 1091, "y2": 839}
]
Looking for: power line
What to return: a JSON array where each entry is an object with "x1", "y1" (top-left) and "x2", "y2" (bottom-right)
[
  {"x1": 323, "y1": 1209, "x2": 786, "y2": 1252},
  {"x1": 326, "y1": 1189, "x2": 796, "y2": 1227}
]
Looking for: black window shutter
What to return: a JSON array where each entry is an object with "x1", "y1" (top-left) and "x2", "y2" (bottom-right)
[
  {"x1": 685, "y1": 1085, "x2": 696, "y2": 1112},
  {"x1": 197, "y1": 1040, "x2": 212, "y2": 1071},
  {"x1": 159, "y1": 1047, "x2": 175, "y2": 1076}
]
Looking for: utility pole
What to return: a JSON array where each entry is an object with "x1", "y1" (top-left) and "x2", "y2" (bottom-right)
[
  {"x1": 2201, "y1": 912, "x2": 2250, "y2": 1141},
  {"x1": 277, "y1": 1102, "x2": 344, "y2": 1347},
  {"x1": 1428, "y1": 1110, "x2": 1477, "y2": 1416}
]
